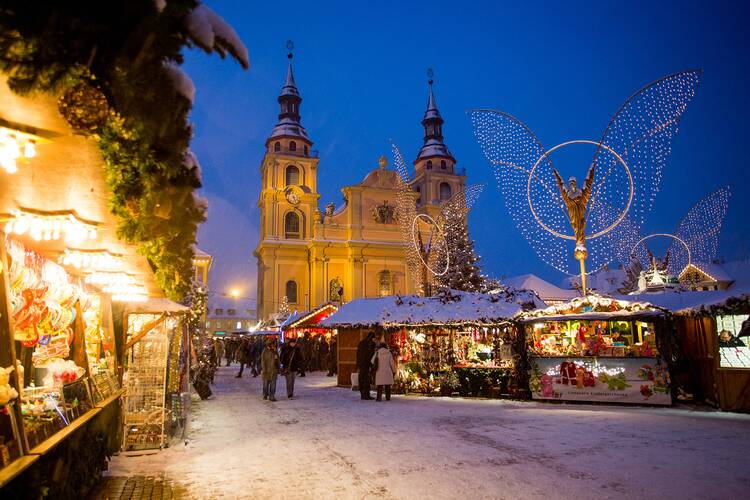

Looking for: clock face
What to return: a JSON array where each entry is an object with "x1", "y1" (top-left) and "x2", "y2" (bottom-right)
[{"x1": 286, "y1": 191, "x2": 300, "y2": 205}]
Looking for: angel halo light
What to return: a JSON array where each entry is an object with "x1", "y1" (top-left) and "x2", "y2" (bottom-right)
[{"x1": 471, "y1": 70, "x2": 702, "y2": 293}]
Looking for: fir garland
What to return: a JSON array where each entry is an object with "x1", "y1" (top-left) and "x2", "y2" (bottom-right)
[{"x1": 0, "y1": 0, "x2": 245, "y2": 300}]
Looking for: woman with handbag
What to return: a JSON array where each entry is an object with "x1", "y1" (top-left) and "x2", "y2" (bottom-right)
[{"x1": 371, "y1": 342, "x2": 396, "y2": 401}]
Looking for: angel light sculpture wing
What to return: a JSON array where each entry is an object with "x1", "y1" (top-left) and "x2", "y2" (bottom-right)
[
  {"x1": 670, "y1": 186, "x2": 731, "y2": 278},
  {"x1": 470, "y1": 69, "x2": 702, "y2": 276}
]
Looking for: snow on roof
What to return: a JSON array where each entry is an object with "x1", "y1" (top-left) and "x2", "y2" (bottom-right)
[
  {"x1": 124, "y1": 298, "x2": 189, "y2": 315},
  {"x1": 503, "y1": 274, "x2": 578, "y2": 301},
  {"x1": 521, "y1": 294, "x2": 666, "y2": 322},
  {"x1": 320, "y1": 289, "x2": 541, "y2": 328},
  {"x1": 685, "y1": 262, "x2": 733, "y2": 283}
]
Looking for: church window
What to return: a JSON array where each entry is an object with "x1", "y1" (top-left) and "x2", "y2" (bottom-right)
[
  {"x1": 289, "y1": 140, "x2": 297, "y2": 152},
  {"x1": 274, "y1": 141, "x2": 281, "y2": 152},
  {"x1": 415, "y1": 186, "x2": 422, "y2": 205},
  {"x1": 439, "y1": 182, "x2": 452, "y2": 201},
  {"x1": 426, "y1": 160, "x2": 433, "y2": 170},
  {"x1": 304, "y1": 144, "x2": 308, "y2": 155},
  {"x1": 378, "y1": 270, "x2": 392, "y2": 297},
  {"x1": 286, "y1": 165, "x2": 300, "y2": 186},
  {"x1": 284, "y1": 212, "x2": 300, "y2": 239},
  {"x1": 285, "y1": 280, "x2": 298, "y2": 303},
  {"x1": 440, "y1": 160, "x2": 447, "y2": 169}
]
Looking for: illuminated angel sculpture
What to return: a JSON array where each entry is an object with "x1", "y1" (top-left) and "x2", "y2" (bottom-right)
[
  {"x1": 391, "y1": 142, "x2": 483, "y2": 295},
  {"x1": 470, "y1": 70, "x2": 702, "y2": 292},
  {"x1": 618, "y1": 186, "x2": 731, "y2": 292}
]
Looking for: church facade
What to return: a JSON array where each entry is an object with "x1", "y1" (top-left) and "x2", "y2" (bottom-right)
[{"x1": 254, "y1": 54, "x2": 465, "y2": 319}]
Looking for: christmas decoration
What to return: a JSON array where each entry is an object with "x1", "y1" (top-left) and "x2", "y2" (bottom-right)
[
  {"x1": 470, "y1": 70, "x2": 702, "y2": 283},
  {"x1": 57, "y1": 78, "x2": 109, "y2": 134}
]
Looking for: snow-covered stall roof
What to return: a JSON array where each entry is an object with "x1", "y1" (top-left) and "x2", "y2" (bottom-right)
[
  {"x1": 319, "y1": 289, "x2": 542, "y2": 328},
  {"x1": 503, "y1": 274, "x2": 578, "y2": 302},
  {"x1": 520, "y1": 295, "x2": 666, "y2": 323},
  {"x1": 123, "y1": 298, "x2": 189, "y2": 315},
  {"x1": 620, "y1": 260, "x2": 750, "y2": 315}
]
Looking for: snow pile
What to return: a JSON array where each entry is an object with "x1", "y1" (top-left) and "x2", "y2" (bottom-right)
[
  {"x1": 320, "y1": 289, "x2": 540, "y2": 328},
  {"x1": 185, "y1": 4, "x2": 249, "y2": 69},
  {"x1": 163, "y1": 61, "x2": 196, "y2": 102}
]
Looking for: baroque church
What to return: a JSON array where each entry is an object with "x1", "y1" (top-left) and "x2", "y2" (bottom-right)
[{"x1": 254, "y1": 53, "x2": 465, "y2": 319}]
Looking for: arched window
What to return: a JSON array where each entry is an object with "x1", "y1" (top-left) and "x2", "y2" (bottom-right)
[
  {"x1": 439, "y1": 182, "x2": 452, "y2": 201},
  {"x1": 303, "y1": 144, "x2": 308, "y2": 155},
  {"x1": 378, "y1": 270, "x2": 392, "y2": 297},
  {"x1": 289, "y1": 140, "x2": 297, "y2": 152},
  {"x1": 415, "y1": 186, "x2": 422, "y2": 205},
  {"x1": 285, "y1": 280, "x2": 298, "y2": 303},
  {"x1": 286, "y1": 165, "x2": 300, "y2": 186},
  {"x1": 284, "y1": 212, "x2": 300, "y2": 239},
  {"x1": 440, "y1": 160, "x2": 446, "y2": 169},
  {"x1": 274, "y1": 141, "x2": 281, "y2": 152},
  {"x1": 426, "y1": 160, "x2": 433, "y2": 170}
]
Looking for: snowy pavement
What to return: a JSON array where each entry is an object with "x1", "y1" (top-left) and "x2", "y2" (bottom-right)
[{"x1": 105, "y1": 365, "x2": 750, "y2": 499}]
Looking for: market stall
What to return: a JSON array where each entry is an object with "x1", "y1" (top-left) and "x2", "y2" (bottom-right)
[
  {"x1": 121, "y1": 300, "x2": 189, "y2": 451},
  {"x1": 521, "y1": 295, "x2": 674, "y2": 405},
  {"x1": 319, "y1": 288, "x2": 542, "y2": 397},
  {"x1": 625, "y1": 286, "x2": 750, "y2": 412},
  {"x1": 281, "y1": 303, "x2": 338, "y2": 340}
]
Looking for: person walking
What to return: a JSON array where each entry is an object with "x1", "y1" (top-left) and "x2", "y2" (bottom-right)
[
  {"x1": 327, "y1": 336, "x2": 338, "y2": 377},
  {"x1": 225, "y1": 339, "x2": 236, "y2": 366},
  {"x1": 280, "y1": 338, "x2": 303, "y2": 399},
  {"x1": 235, "y1": 338, "x2": 252, "y2": 378},
  {"x1": 356, "y1": 332, "x2": 375, "y2": 400},
  {"x1": 371, "y1": 342, "x2": 396, "y2": 401},
  {"x1": 261, "y1": 339, "x2": 280, "y2": 401},
  {"x1": 213, "y1": 338, "x2": 224, "y2": 368},
  {"x1": 250, "y1": 336, "x2": 263, "y2": 377}
]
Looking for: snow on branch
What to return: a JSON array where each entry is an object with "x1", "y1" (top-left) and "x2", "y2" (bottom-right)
[
  {"x1": 163, "y1": 61, "x2": 196, "y2": 102},
  {"x1": 185, "y1": 4, "x2": 250, "y2": 69}
]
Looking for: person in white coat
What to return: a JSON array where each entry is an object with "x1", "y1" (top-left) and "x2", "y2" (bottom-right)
[{"x1": 371, "y1": 342, "x2": 396, "y2": 401}]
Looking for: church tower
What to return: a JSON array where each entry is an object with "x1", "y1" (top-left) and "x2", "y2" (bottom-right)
[
  {"x1": 410, "y1": 73, "x2": 465, "y2": 219},
  {"x1": 254, "y1": 47, "x2": 320, "y2": 319}
]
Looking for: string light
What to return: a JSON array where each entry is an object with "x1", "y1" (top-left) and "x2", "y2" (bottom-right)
[
  {"x1": 0, "y1": 126, "x2": 39, "y2": 174},
  {"x1": 85, "y1": 271, "x2": 137, "y2": 287},
  {"x1": 60, "y1": 248, "x2": 123, "y2": 271},
  {"x1": 3, "y1": 209, "x2": 98, "y2": 244},
  {"x1": 469, "y1": 70, "x2": 702, "y2": 276}
]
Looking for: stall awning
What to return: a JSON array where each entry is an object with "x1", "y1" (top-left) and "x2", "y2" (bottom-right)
[{"x1": 520, "y1": 294, "x2": 667, "y2": 323}]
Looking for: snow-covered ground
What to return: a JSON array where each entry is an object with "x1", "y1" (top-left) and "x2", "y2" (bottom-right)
[{"x1": 106, "y1": 366, "x2": 750, "y2": 499}]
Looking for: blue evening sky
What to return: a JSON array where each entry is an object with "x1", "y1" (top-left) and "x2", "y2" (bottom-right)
[{"x1": 184, "y1": 0, "x2": 750, "y2": 301}]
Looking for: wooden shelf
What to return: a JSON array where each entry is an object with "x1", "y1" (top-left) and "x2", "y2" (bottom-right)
[
  {"x1": 95, "y1": 388, "x2": 124, "y2": 409},
  {"x1": 27, "y1": 407, "x2": 101, "y2": 456},
  {"x1": 0, "y1": 454, "x2": 39, "y2": 488}
]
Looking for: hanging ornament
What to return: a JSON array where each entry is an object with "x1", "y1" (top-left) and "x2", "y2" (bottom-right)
[{"x1": 57, "y1": 79, "x2": 109, "y2": 135}]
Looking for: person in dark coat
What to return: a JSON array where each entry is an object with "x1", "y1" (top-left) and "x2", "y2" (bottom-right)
[
  {"x1": 356, "y1": 332, "x2": 376, "y2": 400},
  {"x1": 235, "y1": 338, "x2": 253, "y2": 378},
  {"x1": 250, "y1": 336, "x2": 264, "y2": 377},
  {"x1": 318, "y1": 337, "x2": 329, "y2": 371},
  {"x1": 261, "y1": 339, "x2": 280, "y2": 401},
  {"x1": 302, "y1": 333, "x2": 314, "y2": 375},
  {"x1": 327, "y1": 336, "x2": 338, "y2": 377},
  {"x1": 280, "y1": 338, "x2": 304, "y2": 399}
]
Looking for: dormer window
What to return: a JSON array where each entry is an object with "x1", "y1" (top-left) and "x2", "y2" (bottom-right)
[
  {"x1": 215, "y1": 308, "x2": 224, "y2": 315},
  {"x1": 228, "y1": 309, "x2": 236, "y2": 316},
  {"x1": 289, "y1": 140, "x2": 297, "y2": 152},
  {"x1": 426, "y1": 160, "x2": 433, "y2": 170}
]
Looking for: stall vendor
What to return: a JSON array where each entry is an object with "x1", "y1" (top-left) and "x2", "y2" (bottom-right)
[
  {"x1": 610, "y1": 328, "x2": 629, "y2": 346},
  {"x1": 719, "y1": 330, "x2": 746, "y2": 348}
]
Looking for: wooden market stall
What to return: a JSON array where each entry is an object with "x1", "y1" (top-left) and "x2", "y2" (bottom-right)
[
  {"x1": 626, "y1": 287, "x2": 750, "y2": 412},
  {"x1": 319, "y1": 289, "x2": 542, "y2": 397},
  {"x1": 0, "y1": 78, "x2": 163, "y2": 495},
  {"x1": 281, "y1": 303, "x2": 338, "y2": 340},
  {"x1": 121, "y1": 299, "x2": 190, "y2": 451},
  {"x1": 520, "y1": 295, "x2": 676, "y2": 406}
]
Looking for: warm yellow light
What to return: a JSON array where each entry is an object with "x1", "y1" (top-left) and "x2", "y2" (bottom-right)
[
  {"x1": 230, "y1": 289, "x2": 240, "y2": 298},
  {"x1": 0, "y1": 127, "x2": 42, "y2": 174}
]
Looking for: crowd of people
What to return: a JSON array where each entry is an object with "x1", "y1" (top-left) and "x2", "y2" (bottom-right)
[{"x1": 204, "y1": 333, "x2": 339, "y2": 401}]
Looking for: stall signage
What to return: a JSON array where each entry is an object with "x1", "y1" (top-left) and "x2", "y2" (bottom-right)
[{"x1": 529, "y1": 356, "x2": 671, "y2": 405}]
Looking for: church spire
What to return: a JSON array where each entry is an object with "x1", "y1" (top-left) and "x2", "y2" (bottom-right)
[
  {"x1": 416, "y1": 69, "x2": 454, "y2": 162},
  {"x1": 267, "y1": 41, "x2": 312, "y2": 152}
]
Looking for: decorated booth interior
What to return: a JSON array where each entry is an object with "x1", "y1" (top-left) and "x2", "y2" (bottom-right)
[{"x1": 523, "y1": 296, "x2": 674, "y2": 405}]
